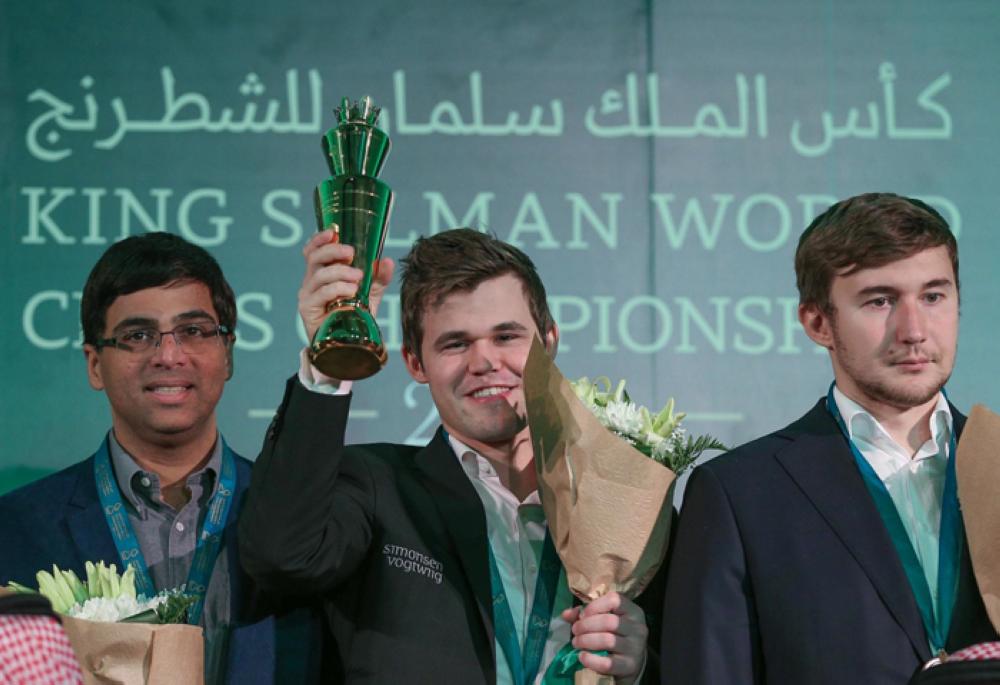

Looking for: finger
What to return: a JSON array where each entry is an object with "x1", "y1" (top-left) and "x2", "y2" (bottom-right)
[
  {"x1": 301, "y1": 281, "x2": 361, "y2": 311},
  {"x1": 560, "y1": 606, "x2": 583, "y2": 624},
  {"x1": 573, "y1": 614, "x2": 648, "y2": 652},
  {"x1": 300, "y1": 270, "x2": 363, "y2": 312},
  {"x1": 306, "y1": 242, "x2": 356, "y2": 273},
  {"x1": 372, "y1": 257, "x2": 395, "y2": 289},
  {"x1": 307, "y1": 263, "x2": 364, "y2": 289},
  {"x1": 577, "y1": 649, "x2": 636, "y2": 678},
  {"x1": 572, "y1": 630, "x2": 620, "y2": 653},
  {"x1": 580, "y1": 592, "x2": 625, "y2": 618},
  {"x1": 303, "y1": 226, "x2": 338, "y2": 255},
  {"x1": 571, "y1": 611, "x2": 621, "y2": 636}
]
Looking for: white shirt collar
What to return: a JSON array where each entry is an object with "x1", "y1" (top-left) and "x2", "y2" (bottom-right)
[
  {"x1": 447, "y1": 434, "x2": 542, "y2": 506},
  {"x1": 832, "y1": 385, "x2": 953, "y2": 480}
]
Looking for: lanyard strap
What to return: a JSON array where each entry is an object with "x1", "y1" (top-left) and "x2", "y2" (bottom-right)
[
  {"x1": 488, "y1": 530, "x2": 561, "y2": 685},
  {"x1": 93, "y1": 435, "x2": 237, "y2": 625},
  {"x1": 826, "y1": 383, "x2": 962, "y2": 653}
]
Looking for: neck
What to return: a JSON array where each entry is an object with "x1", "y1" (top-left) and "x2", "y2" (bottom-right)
[
  {"x1": 838, "y1": 386, "x2": 940, "y2": 456},
  {"x1": 468, "y1": 432, "x2": 538, "y2": 502},
  {"x1": 113, "y1": 426, "x2": 217, "y2": 496}
]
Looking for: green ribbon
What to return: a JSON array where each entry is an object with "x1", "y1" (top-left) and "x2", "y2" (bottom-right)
[{"x1": 541, "y1": 643, "x2": 609, "y2": 683}]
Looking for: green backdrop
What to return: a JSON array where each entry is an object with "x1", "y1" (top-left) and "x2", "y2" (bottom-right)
[{"x1": 2, "y1": 0, "x2": 998, "y2": 494}]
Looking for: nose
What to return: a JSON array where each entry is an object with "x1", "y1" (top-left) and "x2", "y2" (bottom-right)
[
  {"x1": 467, "y1": 340, "x2": 499, "y2": 374},
  {"x1": 895, "y1": 298, "x2": 927, "y2": 345},
  {"x1": 150, "y1": 331, "x2": 188, "y2": 366}
]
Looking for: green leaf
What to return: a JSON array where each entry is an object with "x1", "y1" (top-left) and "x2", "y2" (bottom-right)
[
  {"x1": 85, "y1": 561, "x2": 99, "y2": 597},
  {"x1": 119, "y1": 609, "x2": 159, "y2": 624},
  {"x1": 61, "y1": 569, "x2": 89, "y2": 604},
  {"x1": 120, "y1": 566, "x2": 137, "y2": 600},
  {"x1": 5, "y1": 581, "x2": 37, "y2": 595},
  {"x1": 663, "y1": 434, "x2": 729, "y2": 475},
  {"x1": 155, "y1": 593, "x2": 199, "y2": 624}
]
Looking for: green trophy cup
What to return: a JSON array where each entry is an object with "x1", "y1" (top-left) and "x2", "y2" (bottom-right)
[{"x1": 310, "y1": 96, "x2": 393, "y2": 380}]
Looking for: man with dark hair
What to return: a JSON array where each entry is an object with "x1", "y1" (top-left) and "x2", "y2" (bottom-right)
[
  {"x1": 240, "y1": 227, "x2": 664, "y2": 683},
  {"x1": 0, "y1": 233, "x2": 295, "y2": 683},
  {"x1": 661, "y1": 193, "x2": 997, "y2": 684}
]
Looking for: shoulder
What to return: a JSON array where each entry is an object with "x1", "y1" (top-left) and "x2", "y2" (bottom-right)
[
  {"x1": 342, "y1": 441, "x2": 425, "y2": 472},
  {"x1": 0, "y1": 457, "x2": 95, "y2": 561},
  {"x1": 696, "y1": 398, "x2": 832, "y2": 484},
  {"x1": 0, "y1": 458, "x2": 93, "y2": 512}
]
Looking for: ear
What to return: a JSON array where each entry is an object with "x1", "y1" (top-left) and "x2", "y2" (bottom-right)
[
  {"x1": 799, "y1": 303, "x2": 834, "y2": 349},
  {"x1": 401, "y1": 346, "x2": 428, "y2": 384},
  {"x1": 225, "y1": 335, "x2": 235, "y2": 380},
  {"x1": 83, "y1": 344, "x2": 106, "y2": 391},
  {"x1": 543, "y1": 324, "x2": 559, "y2": 357}
]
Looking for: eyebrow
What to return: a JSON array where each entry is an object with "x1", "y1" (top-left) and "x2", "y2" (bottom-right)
[
  {"x1": 173, "y1": 309, "x2": 218, "y2": 323},
  {"x1": 855, "y1": 278, "x2": 955, "y2": 298},
  {"x1": 111, "y1": 310, "x2": 217, "y2": 332},
  {"x1": 431, "y1": 321, "x2": 530, "y2": 348}
]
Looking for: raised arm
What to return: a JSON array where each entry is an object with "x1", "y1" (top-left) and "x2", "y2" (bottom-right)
[{"x1": 238, "y1": 228, "x2": 394, "y2": 594}]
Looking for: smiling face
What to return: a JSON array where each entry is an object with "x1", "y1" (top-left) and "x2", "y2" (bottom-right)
[
  {"x1": 800, "y1": 245, "x2": 959, "y2": 413},
  {"x1": 402, "y1": 273, "x2": 558, "y2": 457},
  {"x1": 84, "y1": 280, "x2": 231, "y2": 454}
]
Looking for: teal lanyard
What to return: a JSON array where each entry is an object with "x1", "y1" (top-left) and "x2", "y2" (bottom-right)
[
  {"x1": 488, "y1": 531, "x2": 561, "y2": 685},
  {"x1": 93, "y1": 436, "x2": 237, "y2": 625},
  {"x1": 826, "y1": 383, "x2": 961, "y2": 653}
]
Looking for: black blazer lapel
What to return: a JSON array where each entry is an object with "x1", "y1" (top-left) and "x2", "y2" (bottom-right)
[
  {"x1": 412, "y1": 429, "x2": 495, "y2": 666},
  {"x1": 774, "y1": 401, "x2": 931, "y2": 661},
  {"x1": 66, "y1": 457, "x2": 120, "y2": 571}
]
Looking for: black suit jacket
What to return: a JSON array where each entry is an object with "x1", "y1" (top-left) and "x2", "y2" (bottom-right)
[
  {"x1": 239, "y1": 376, "x2": 666, "y2": 684},
  {"x1": 661, "y1": 399, "x2": 996, "y2": 685}
]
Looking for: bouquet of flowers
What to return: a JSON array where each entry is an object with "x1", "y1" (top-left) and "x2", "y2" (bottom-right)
[
  {"x1": 8, "y1": 561, "x2": 197, "y2": 624},
  {"x1": 523, "y1": 338, "x2": 725, "y2": 684},
  {"x1": 5, "y1": 562, "x2": 204, "y2": 685},
  {"x1": 570, "y1": 376, "x2": 725, "y2": 476}
]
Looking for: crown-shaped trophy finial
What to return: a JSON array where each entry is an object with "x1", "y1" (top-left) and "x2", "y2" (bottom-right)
[
  {"x1": 324, "y1": 95, "x2": 390, "y2": 178},
  {"x1": 334, "y1": 96, "x2": 382, "y2": 127}
]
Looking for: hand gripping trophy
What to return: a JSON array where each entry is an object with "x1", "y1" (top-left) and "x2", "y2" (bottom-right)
[{"x1": 310, "y1": 96, "x2": 393, "y2": 380}]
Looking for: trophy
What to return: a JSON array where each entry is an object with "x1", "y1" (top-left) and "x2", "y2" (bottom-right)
[{"x1": 310, "y1": 96, "x2": 393, "y2": 380}]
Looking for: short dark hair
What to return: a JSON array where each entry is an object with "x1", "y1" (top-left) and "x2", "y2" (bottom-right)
[
  {"x1": 81, "y1": 233, "x2": 236, "y2": 345},
  {"x1": 795, "y1": 193, "x2": 959, "y2": 313},
  {"x1": 399, "y1": 228, "x2": 555, "y2": 357}
]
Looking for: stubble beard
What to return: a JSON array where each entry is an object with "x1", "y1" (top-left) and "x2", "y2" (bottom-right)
[
  {"x1": 831, "y1": 327, "x2": 950, "y2": 411},
  {"x1": 853, "y1": 370, "x2": 947, "y2": 411}
]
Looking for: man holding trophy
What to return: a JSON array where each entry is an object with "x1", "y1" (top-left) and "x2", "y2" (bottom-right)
[{"x1": 239, "y1": 98, "x2": 662, "y2": 683}]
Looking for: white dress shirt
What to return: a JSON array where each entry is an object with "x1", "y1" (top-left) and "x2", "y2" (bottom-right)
[
  {"x1": 448, "y1": 435, "x2": 575, "y2": 685},
  {"x1": 832, "y1": 385, "x2": 953, "y2": 616}
]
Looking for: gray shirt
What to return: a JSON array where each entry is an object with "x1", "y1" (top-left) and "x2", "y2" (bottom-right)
[{"x1": 108, "y1": 431, "x2": 231, "y2": 635}]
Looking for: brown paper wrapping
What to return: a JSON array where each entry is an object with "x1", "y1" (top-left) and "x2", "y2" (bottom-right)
[
  {"x1": 61, "y1": 615, "x2": 205, "y2": 685},
  {"x1": 955, "y1": 404, "x2": 1000, "y2": 634},
  {"x1": 523, "y1": 336, "x2": 677, "y2": 602},
  {"x1": 574, "y1": 670, "x2": 614, "y2": 685}
]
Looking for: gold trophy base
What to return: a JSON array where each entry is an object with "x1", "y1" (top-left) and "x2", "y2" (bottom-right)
[
  {"x1": 309, "y1": 299, "x2": 387, "y2": 381},
  {"x1": 310, "y1": 338, "x2": 387, "y2": 381}
]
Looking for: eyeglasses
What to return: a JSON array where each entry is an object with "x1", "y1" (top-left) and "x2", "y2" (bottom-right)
[{"x1": 95, "y1": 323, "x2": 231, "y2": 354}]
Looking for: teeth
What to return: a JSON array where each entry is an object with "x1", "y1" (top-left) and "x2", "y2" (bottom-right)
[
  {"x1": 472, "y1": 387, "x2": 509, "y2": 398},
  {"x1": 150, "y1": 386, "x2": 187, "y2": 394}
]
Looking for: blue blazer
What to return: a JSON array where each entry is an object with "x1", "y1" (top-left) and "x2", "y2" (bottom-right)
[
  {"x1": 661, "y1": 399, "x2": 997, "y2": 685},
  {"x1": 0, "y1": 443, "x2": 318, "y2": 684}
]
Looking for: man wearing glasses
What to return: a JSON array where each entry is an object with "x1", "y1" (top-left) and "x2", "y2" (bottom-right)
[{"x1": 0, "y1": 233, "x2": 300, "y2": 682}]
